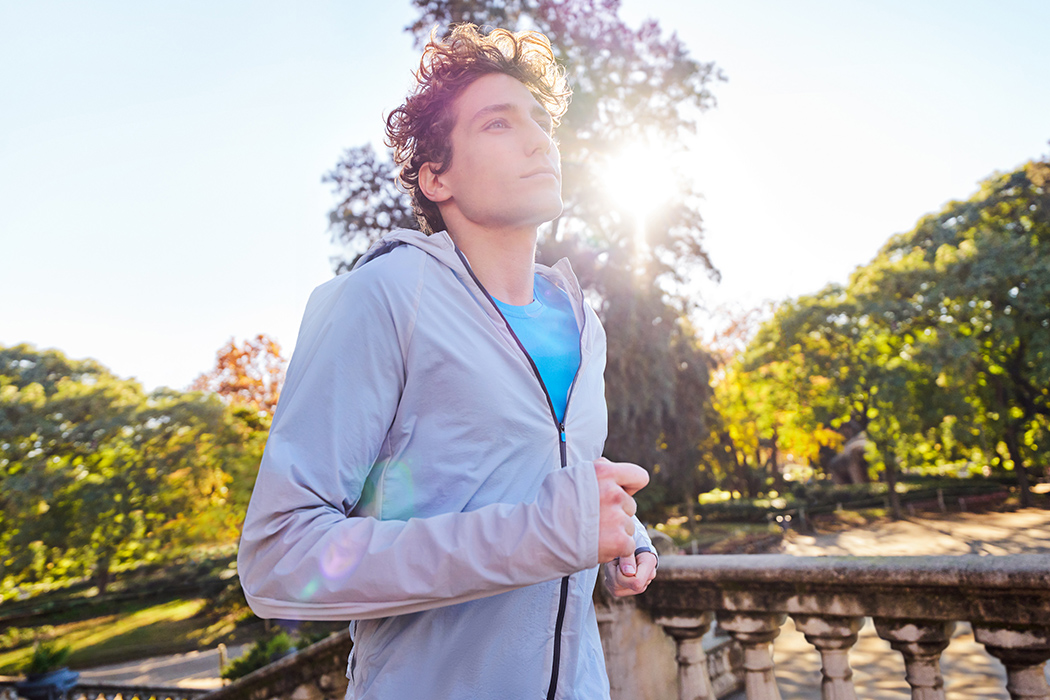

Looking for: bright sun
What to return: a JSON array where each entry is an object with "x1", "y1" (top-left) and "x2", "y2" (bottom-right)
[{"x1": 601, "y1": 141, "x2": 680, "y2": 223}]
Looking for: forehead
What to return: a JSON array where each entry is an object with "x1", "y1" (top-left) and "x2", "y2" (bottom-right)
[{"x1": 451, "y1": 73, "x2": 549, "y2": 129}]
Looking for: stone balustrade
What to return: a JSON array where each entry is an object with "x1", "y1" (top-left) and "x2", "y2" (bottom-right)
[
  {"x1": 70, "y1": 684, "x2": 212, "y2": 700},
  {"x1": 0, "y1": 681, "x2": 209, "y2": 700},
  {"x1": 639, "y1": 554, "x2": 1050, "y2": 700}
]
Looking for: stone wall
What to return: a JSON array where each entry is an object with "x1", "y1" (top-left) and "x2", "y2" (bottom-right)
[
  {"x1": 201, "y1": 632, "x2": 350, "y2": 700},
  {"x1": 597, "y1": 596, "x2": 742, "y2": 699}
]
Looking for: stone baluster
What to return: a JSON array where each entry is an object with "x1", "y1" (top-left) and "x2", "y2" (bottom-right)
[
  {"x1": 717, "y1": 612, "x2": 786, "y2": 700},
  {"x1": 793, "y1": 615, "x2": 864, "y2": 700},
  {"x1": 973, "y1": 625, "x2": 1050, "y2": 700},
  {"x1": 655, "y1": 613, "x2": 717, "y2": 700},
  {"x1": 874, "y1": 619, "x2": 955, "y2": 700}
]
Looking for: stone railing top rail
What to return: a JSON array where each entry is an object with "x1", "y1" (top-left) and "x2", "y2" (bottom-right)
[
  {"x1": 642, "y1": 554, "x2": 1050, "y2": 626},
  {"x1": 654, "y1": 553, "x2": 1050, "y2": 589}
]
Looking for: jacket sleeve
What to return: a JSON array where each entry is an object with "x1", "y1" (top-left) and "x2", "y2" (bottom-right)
[
  {"x1": 632, "y1": 515, "x2": 658, "y2": 566},
  {"x1": 237, "y1": 260, "x2": 601, "y2": 621}
]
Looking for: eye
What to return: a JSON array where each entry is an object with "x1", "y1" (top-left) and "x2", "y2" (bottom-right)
[{"x1": 485, "y1": 118, "x2": 510, "y2": 130}]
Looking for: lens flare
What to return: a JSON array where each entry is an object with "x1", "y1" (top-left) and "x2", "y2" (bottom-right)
[{"x1": 321, "y1": 535, "x2": 366, "y2": 580}]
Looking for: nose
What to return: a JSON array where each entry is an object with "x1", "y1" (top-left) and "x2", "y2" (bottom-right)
[{"x1": 526, "y1": 121, "x2": 555, "y2": 155}]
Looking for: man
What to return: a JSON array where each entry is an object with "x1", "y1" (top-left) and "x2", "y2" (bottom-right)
[{"x1": 237, "y1": 24, "x2": 658, "y2": 699}]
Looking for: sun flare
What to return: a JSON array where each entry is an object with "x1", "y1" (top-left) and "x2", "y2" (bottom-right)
[
  {"x1": 600, "y1": 141, "x2": 685, "y2": 265},
  {"x1": 601, "y1": 142, "x2": 680, "y2": 223}
]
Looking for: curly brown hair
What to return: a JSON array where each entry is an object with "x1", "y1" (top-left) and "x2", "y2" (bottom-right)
[{"x1": 385, "y1": 24, "x2": 572, "y2": 234}]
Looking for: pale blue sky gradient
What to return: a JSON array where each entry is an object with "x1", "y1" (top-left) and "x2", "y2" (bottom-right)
[{"x1": 2, "y1": 1, "x2": 1047, "y2": 390}]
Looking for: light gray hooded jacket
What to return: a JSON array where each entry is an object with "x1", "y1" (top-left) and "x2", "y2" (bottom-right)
[{"x1": 237, "y1": 228, "x2": 654, "y2": 700}]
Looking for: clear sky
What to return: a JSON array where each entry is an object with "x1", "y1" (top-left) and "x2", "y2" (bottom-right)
[{"x1": 2, "y1": 1, "x2": 1048, "y2": 391}]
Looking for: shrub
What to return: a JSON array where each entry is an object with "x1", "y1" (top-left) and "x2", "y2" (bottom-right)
[
  {"x1": 221, "y1": 632, "x2": 294, "y2": 681},
  {"x1": 24, "y1": 640, "x2": 71, "y2": 675},
  {"x1": 0, "y1": 626, "x2": 54, "y2": 653}
]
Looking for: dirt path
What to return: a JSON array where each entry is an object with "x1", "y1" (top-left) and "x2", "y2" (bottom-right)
[
  {"x1": 783, "y1": 507, "x2": 1050, "y2": 556},
  {"x1": 75, "y1": 644, "x2": 249, "y2": 690}
]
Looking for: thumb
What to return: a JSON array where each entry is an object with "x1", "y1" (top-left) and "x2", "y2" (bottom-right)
[
  {"x1": 618, "y1": 552, "x2": 637, "y2": 577},
  {"x1": 612, "y1": 462, "x2": 650, "y2": 496}
]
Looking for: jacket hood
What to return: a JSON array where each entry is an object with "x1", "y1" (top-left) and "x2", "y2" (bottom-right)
[
  {"x1": 354, "y1": 228, "x2": 589, "y2": 333},
  {"x1": 353, "y1": 228, "x2": 463, "y2": 272}
]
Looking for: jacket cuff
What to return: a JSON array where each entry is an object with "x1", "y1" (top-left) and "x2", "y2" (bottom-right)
[
  {"x1": 634, "y1": 546, "x2": 658, "y2": 568},
  {"x1": 574, "y1": 461, "x2": 601, "y2": 568}
]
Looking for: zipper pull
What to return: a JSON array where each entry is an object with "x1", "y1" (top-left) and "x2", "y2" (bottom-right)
[{"x1": 558, "y1": 422, "x2": 568, "y2": 468}]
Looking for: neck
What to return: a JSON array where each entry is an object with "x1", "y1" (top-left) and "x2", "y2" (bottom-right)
[{"x1": 447, "y1": 222, "x2": 538, "y2": 305}]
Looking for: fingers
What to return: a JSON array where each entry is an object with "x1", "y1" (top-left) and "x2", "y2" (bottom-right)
[
  {"x1": 594, "y1": 458, "x2": 648, "y2": 563},
  {"x1": 594, "y1": 457, "x2": 650, "y2": 496},
  {"x1": 619, "y1": 552, "x2": 637, "y2": 577},
  {"x1": 604, "y1": 551, "x2": 658, "y2": 598},
  {"x1": 597, "y1": 498, "x2": 636, "y2": 564},
  {"x1": 636, "y1": 551, "x2": 658, "y2": 584}
]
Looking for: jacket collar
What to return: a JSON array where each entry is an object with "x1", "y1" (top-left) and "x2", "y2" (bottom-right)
[
  {"x1": 355, "y1": 229, "x2": 587, "y2": 325},
  {"x1": 355, "y1": 227, "x2": 596, "y2": 391}
]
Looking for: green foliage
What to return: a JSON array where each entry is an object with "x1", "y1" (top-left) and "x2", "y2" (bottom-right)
[
  {"x1": 325, "y1": 0, "x2": 726, "y2": 516},
  {"x1": 221, "y1": 631, "x2": 294, "y2": 681},
  {"x1": 852, "y1": 158, "x2": 1050, "y2": 503},
  {"x1": 24, "y1": 640, "x2": 71, "y2": 675},
  {"x1": 0, "y1": 626, "x2": 53, "y2": 653},
  {"x1": 728, "y1": 155, "x2": 1049, "y2": 507},
  {"x1": 690, "y1": 478, "x2": 1008, "y2": 523},
  {"x1": 0, "y1": 344, "x2": 258, "y2": 598}
]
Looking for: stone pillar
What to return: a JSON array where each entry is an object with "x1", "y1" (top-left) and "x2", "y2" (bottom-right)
[
  {"x1": 792, "y1": 614, "x2": 863, "y2": 700},
  {"x1": 873, "y1": 618, "x2": 955, "y2": 700},
  {"x1": 717, "y1": 611, "x2": 786, "y2": 700},
  {"x1": 973, "y1": 625, "x2": 1050, "y2": 700},
  {"x1": 655, "y1": 613, "x2": 716, "y2": 700}
]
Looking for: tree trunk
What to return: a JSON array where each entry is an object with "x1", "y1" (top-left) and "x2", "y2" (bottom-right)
[
  {"x1": 884, "y1": 451, "x2": 903, "y2": 521},
  {"x1": 1005, "y1": 424, "x2": 1033, "y2": 508},
  {"x1": 95, "y1": 553, "x2": 112, "y2": 595},
  {"x1": 768, "y1": 430, "x2": 785, "y2": 491}
]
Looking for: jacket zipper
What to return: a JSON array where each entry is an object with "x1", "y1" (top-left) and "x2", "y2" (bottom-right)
[{"x1": 454, "y1": 249, "x2": 585, "y2": 700}]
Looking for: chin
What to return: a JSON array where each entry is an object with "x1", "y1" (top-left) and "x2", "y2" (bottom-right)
[
  {"x1": 533, "y1": 196, "x2": 564, "y2": 224},
  {"x1": 484, "y1": 194, "x2": 563, "y2": 229}
]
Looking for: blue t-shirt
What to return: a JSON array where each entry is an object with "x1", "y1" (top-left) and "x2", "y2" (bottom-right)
[{"x1": 493, "y1": 274, "x2": 581, "y2": 424}]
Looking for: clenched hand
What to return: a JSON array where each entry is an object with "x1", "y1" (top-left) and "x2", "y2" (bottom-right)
[
  {"x1": 603, "y1": 550, "x2": 658, "y2": 597},
  {"x1": 594, "y1": 457, "x2": 649, "y2": 563}
]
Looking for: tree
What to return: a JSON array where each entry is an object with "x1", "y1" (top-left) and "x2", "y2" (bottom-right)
[
  {"x1": 733, "y1": 155, "x2": 1050, "y2": 513},
  {"x1": 190, "y1": 335, "x2": 285, "y2": 516},
  {"x1": 324, "y1": 0, "x2": 726, "y2": 515},
  {"x1": 191, "y1": 334, "x2": 287, "y2": 416},
  {"x1": 1, "y1": 344, "x2": 240, "y2": 595},
  {"x1": 324, "y1": 146, "x2": 418, "y2": 275},
  {"x1": 743, "y1": 281, "x2": 969, "y2": 518},
  {"x1": 850, "y1": 157, "x2": 1050, "y2": 505},
  {"x1": 691, "y1": 304, "x2": 837, "y2": 498}
]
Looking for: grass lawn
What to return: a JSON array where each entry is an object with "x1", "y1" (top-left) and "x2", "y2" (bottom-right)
[
  {"x1": 656, "y1": 518, "x2": 777, "y2": 546},
  {"x1": 0, "y1": 598, "x2": 214, "y2": 674}
]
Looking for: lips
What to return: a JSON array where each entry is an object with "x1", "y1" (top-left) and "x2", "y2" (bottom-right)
[{"x1": 522, "y1": 166, "x2": 559, "y2": 179}]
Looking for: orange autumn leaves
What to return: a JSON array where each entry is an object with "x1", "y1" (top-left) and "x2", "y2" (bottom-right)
[{"x1": 192, "y1": 334, "x2": 286, "y2": 415}]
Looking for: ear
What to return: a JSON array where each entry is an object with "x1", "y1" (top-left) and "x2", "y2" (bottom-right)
[{"x1": 419, "y1": 163, "x2": 452, "y2": 203}]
